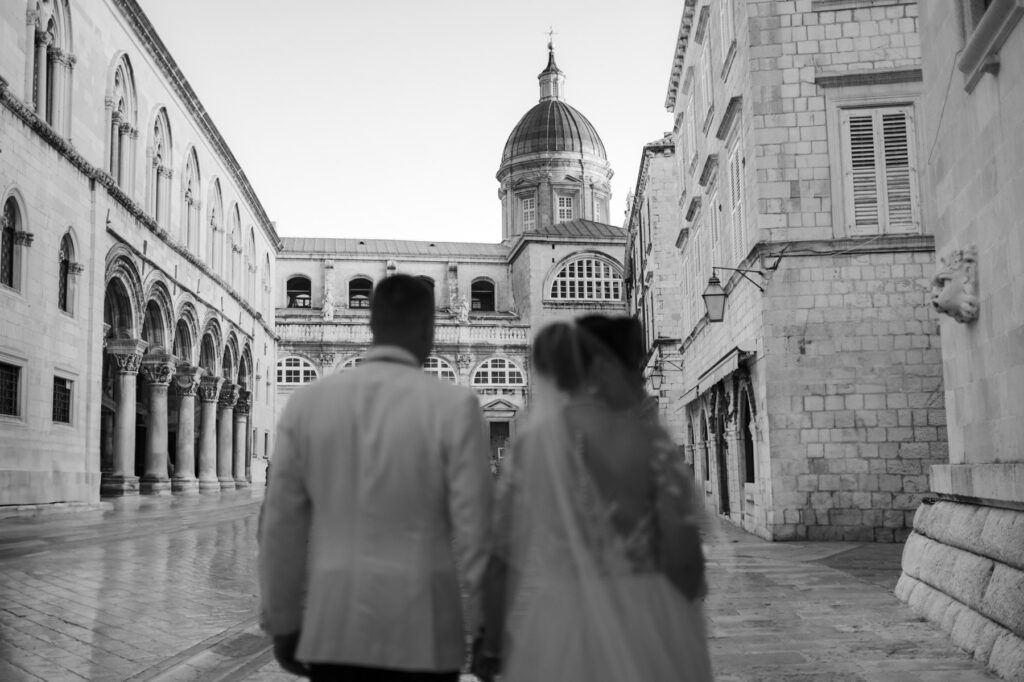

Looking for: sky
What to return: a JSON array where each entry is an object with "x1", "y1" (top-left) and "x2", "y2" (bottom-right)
[{"x1": 135, "y1": 0, "x2": 684, "y2": 243}]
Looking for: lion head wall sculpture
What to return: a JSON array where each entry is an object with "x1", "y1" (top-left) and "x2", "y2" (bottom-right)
[{"x1": 930, "y1": 246, "x2": 979, "y2": 324}]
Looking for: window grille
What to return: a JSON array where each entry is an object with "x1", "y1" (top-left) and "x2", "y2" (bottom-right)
[
  {"x1": 472, "y1": 358, "x2": 526, "y2": 387},
  {"x1": 522, "y1": 196, "x2": 536, "y2": 231},
  {"x1": 423, "y1": 356, "x2": 458, "y2": 383},
  {"x1": 0, "y1": 362, "x2": 20, "y2": 416},
  {"x1": 549, "y1": 256, "x2": 623, "y2": 301},
  {"x1": 557, "y1": 195, "x2": 574, "y2": 222},
  {"x1": 52, "y1": 376, "x2": 72, "y2": 423},
  {"x1": 1, "y1": 199, "x2": 17, "y2": 287},
  {"x1": 276, "y1": 356, "x2": 318, "y2": 384}
]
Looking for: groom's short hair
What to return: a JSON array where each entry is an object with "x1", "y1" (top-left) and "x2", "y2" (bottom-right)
[{"x1": 370, "y1": 275, "x2": 435, "y2": 339}]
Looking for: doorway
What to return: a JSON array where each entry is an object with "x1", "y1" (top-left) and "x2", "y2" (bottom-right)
[{"x1": 489, "y1": 421, "x2": 510, "y2": 475}]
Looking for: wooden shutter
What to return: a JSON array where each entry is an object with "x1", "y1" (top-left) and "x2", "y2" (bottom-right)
[
  {"x1": 729, "y1": 146, "x2": 743, "y2": 264},
  {"x1": 841, "y1": 106, "x2": 919, "y2": 235}
]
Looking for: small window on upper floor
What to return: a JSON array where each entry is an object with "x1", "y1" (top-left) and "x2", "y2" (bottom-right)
[
  {"x1": 556, "y1": 195, "x2": 574, "y2": 223},
  {"x1": 1, "y1": 197, "x2": 27, "y2": 292},
  {"x1": 349, "y1": 277, "x2": 372, "y2": 308},
  {"x1": 521, "y1": 195, "x2": 536, "y2": 231},
  {"x1": 0, "y1": 361, "x2": 21, "y2": 417},
  {"x1": 276, "y1": 356, "x2": 318, "y2": 384},
  {"x1": 471, "y1": 279, "x2": 495, "y2": 312},
  {"x1": 286, "y1": 276, "x2": 312, "y2": 308},
  {"x1": 52, "y1": 376, "x2": 72, "y2": 424},
  {"x1": 58, "y1": 233, "x2": 77, "y2": 314},
  {"x1": 839, "y1": 106, "x2": 919, "y2": 235}
]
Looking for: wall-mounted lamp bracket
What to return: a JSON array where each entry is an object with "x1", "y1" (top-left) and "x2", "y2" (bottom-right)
[{"x1": 712, "y1": 266, "x2": 765, "y2": 292}]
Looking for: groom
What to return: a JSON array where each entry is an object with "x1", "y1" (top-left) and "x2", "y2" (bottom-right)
[{"x1": 259, "y1": 274, "x2": 494, "y2": 681}]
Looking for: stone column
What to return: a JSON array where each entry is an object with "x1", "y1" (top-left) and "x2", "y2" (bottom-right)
[
  {"x1": 24, "y1": 10, "x2": 37, "y2": 101},
  {"x1": 217, "y1": 382, "x2": 238, "y2": 490},
  {"x1": 233, "y1": 389, "x2": 251, "y2": 489},
  {"x1": 34, "y1": 30, "x2": 50, "y2": 117},
  {"x1": 197, "y1": 375, "x2": 223, "y2": 493},
  {"x1": 140, "y1": 350, "x2": 176, "y2": 495},
  {"x1": 172, "y1": 364, "x2": 204, "y2": 494},
  {"x1": 118, "y1": 122, "x2": 131, "y2": 184},
  {"x1": 101, "y1": 338, "x2": 148, "y2": 496}
]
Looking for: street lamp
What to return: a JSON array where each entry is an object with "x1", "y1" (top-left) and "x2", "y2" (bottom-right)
[
  {"x1": 702, "y1": 267, "x2": 767, "y2": 323},
  {"x1": 702, "y1": 273, "x2": 727, "y2": 322},
  {"x1": 648, "y1": 367, "x2": 665, "y2": 390}
]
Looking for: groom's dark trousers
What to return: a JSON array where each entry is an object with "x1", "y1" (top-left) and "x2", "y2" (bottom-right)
[{"x1": 308, "y1": 664, "x2": 458, "y2": 682}]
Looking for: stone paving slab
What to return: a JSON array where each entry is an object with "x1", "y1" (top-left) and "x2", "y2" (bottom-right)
[{"x1": 0, "y1": 491, "x2": 1000, "y2": 681}]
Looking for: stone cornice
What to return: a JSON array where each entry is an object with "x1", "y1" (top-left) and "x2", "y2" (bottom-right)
[
  {"x1": 627, "y1": 138, "x2": 675, "y2": 230},
  {"x1": 664, "y1": 0, "x2": 700, "y2": 111},
  {"x1": 815, "y1": 68, "x2": 923, "y2": 89},
  {"x1": 110, "y1": 0, "x2": 282, "y2": 251},
  {"x1": 507, "y1": 232, "x2": 626, "y2": 263}
]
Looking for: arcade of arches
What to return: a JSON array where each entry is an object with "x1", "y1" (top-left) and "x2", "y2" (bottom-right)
[{"x1": 101, "y1": 264, "x2": 256, "y2": 496}]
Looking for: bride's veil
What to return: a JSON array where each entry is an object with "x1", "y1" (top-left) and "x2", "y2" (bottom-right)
[{"x1": 497, "y1": 320, "x2": 711, "y2": 681}]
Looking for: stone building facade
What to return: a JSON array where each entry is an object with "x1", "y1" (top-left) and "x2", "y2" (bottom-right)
[
  {"x1": 895, "y1": 2, "x2": 1024, "y2": 678},
  {"x1": 275, "y1": 45, "x2": 627, "y2": 468},
  {"x1": 0, "y1": 0, "x2": 280, "y2": 506},
  {"x1": 626, "y1": 0, "x2": 946, "y2": 541}
]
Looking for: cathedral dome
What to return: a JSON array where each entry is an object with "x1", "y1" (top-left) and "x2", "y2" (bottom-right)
[{"x1": 500, "y1": 100, "x2": 608, "y2": 163}]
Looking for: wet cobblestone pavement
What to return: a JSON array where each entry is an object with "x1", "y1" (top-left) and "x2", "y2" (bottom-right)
[{"x1": 0, "y1": 491, "x2": 997, "y2": 681}]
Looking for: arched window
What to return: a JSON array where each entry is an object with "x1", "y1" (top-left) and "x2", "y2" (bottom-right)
[
  {"x1": 423, "y1": 356, "x2": 457, "y2": 383},
  {"x1": 349, "y1": 277, "x2": 372, "y2": 308},
  {"x1": 182, "y1": 149, "x2": 200, "y2": 252},
  {"x1": 247, "y1": 228, "x2": 257, "y2": 302},
  {"x1": 148, "y1": 109, "x2": 172, "y2": 227},
  {"x1": 108, "y1": 55, "x2": 137, "y2": 189},
  {"x1": 228, "y1": 204, "x2": 241, "y2": 290},
  {"x1": 276, "y1": 356, "x2": 318, "y2": 384},
  {"x1": 58, "y1": 233, "x2": 76, "y2": 313},
  {"x1": 1, "y1": 197, "x2": 24, "y2": 291},
  {"x1": 472, "y1": 358, "x2": 526, "y2": 387},
  {"x1": 471, "y1": 279, "x2": 495, "y2": 311},
  {"x1": 32, "y1": 1, "x2": 73, "y2": 134},
  {"x1": 286, "y1": 276, "x2": 311, "y2": 308},
  {"x1": 549, "y1": 255, "x2": 623, "y2": 301},
  {"x1": 339, "y1": 356, "x2": 363, "y2": 370},
  {"x1": 262, "y1": 253, "x2": 272, "y2": 315}
]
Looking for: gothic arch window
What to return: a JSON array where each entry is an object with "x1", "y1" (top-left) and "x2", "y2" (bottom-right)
[
  {"x1": 31, "y1": 0, "x2": 73, "y2": 135},
  {"x1": 286, "y1": 276, "x2": 311, "y2": 308},
  {"x1": 57, "y1": 232, "x2": 79, "y2": 313},
  {"x1": 108, "y1": 55, "x2": 137, "y2": 189},
  {"x1": 207, "y1": 179, "x2": 223, "y2": 271},
  {"x1": 247, "y1": 227, "x2": 257, "y2": 303},
  {"x1": 228, "y1": 204, "x2": 241, "y2": 290},
  {"x1": 182, "y1": 148, "x2": 200, "y2": 253},
  {"x1": 1, "y1": 196, "x2": 28, "y2": 292},
  {"x1": 423, "y1": 356, "x2": 457, "y2": 383},
  {"x1": 471, "y1": 278, "x2": 495, "y2": 311},
  {"x1": 148, "y1": 108, "x2": 172, "y2": 228},
  {"x1": 548, "y1": 254, "x2": 623, "y2": 301},
  {"x1": 277, "y1": 356, "x2": 318, "y2": 384},
  {"x1": 339, "y1": 356, "x2": 363, "y2": 370},
  {"x1": 349, "y1": 277, "x2": 372, "y2": 308},
  {"x1": 262, "y1": 253, "x2": 272, "y2": 315},
  {"x1": 472, "y1": 357, "x2": 526, "y2": 387}
]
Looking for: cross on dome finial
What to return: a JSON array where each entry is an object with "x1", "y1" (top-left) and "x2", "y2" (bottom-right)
[{"x1": 547, "y1": 26, "x2": 557, "y2": 51}]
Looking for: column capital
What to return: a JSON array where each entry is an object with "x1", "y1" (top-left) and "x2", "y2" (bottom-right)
[
  {"x1": 14, "y1": 231, "x2": 34, "y2": 246},
  {"x1": 218, "y1": 382, "x2": 239, "y2": 409},
  {"x1": 174, "y1": 364, "x2": 205, "y2": 397},
  {"x1": 198, "y1": 375, "x2": 224, "y2": 403},
  {"x1": 141, "y1": 350, "x2": 177, "y2": 386},
  {"x1": 69, "y1": 262, "x2": 85, "y2": 277},
  {"x1": 107, "y1": 338, "x2": 149, "y2": 375},
  {"x1": 36, "y1": 30, "x2": 52, "y2": 46},
  {"x1": 234, "y1": 389, "x2": 251, "y2": 415},
  {"x1": 27, "y1": 9, "x2": 39, "y2": 25},
  {"x1": 119, "y1": 121, "x2": 132, "y2": 134},
  {"x1": 318, "y1": 353, "x2": 336, "y2": 368}
]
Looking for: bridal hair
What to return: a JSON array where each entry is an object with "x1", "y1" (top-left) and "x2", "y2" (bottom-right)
[{"x1": 532, "y1": 319, "x2": 645, "y2": 410}]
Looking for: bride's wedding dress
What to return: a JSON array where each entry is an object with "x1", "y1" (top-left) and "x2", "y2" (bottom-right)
[{"x1": 495, "y1": 398, "x2": 714, "y2": 682}]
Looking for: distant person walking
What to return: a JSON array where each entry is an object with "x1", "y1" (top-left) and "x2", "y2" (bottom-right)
[{"x1": 259, "y1": 274, "x2": 494, "y2": 681}]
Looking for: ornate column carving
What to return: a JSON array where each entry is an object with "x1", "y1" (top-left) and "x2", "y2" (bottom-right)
[
  {"x1": 322, "y1": 261, "x2": 336, "y2": 321},
  {"x1": 101, "y1": 338, "x2": 148, "y2": 496},
  {"x1": 233, "y1": 389, "x2": 251, "y2": 488},
  {"x1": 117, "y1": 121, "x2": 132, "y2": 184},
  {"x1": 172, "y1": 364, "x2": 204, "y2": 494},
  {"x1": 24, "y1": 11, "x2": 38, "y2": 102},
  {"x1": 196, "y1": 375, "x2": 224, "y2": 493},
  {"x1": 140, "y1": 350, "x2": 176, "y2": 495},
  {"x1": 217, "y1": 382, "x2": 239, "y2": 490}
]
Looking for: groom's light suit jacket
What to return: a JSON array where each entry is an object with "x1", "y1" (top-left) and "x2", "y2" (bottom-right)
[{"x1": 259, "y1": 345, "x2": 493, "y2": 670}]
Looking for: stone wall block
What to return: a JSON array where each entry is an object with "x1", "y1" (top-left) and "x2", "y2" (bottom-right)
[
  {"x1": 905, "y1": 533, "x2": 994, "y2": 612},
  {"x1": 980, "y1": 563, "x2": 1024, "y2": 637},
  {"x1": 980, "y1": 507, "x2": 1024, "y2": 572},
  {"x1": 990, "y1": 632, "x2": 1024, "y2": 681}
]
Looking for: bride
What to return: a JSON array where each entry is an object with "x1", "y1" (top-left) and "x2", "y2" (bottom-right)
[{"x1": 473, "y1": 317, "x2": 713, "y2": 682}]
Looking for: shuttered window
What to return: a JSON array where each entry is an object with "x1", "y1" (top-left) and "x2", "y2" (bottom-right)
[
  {"x1": 841, "y1": 106, "x2": 919, "y2": 235},
  {"x1": 728, "y1": 146, "x2": 744, "y2": 264}
]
